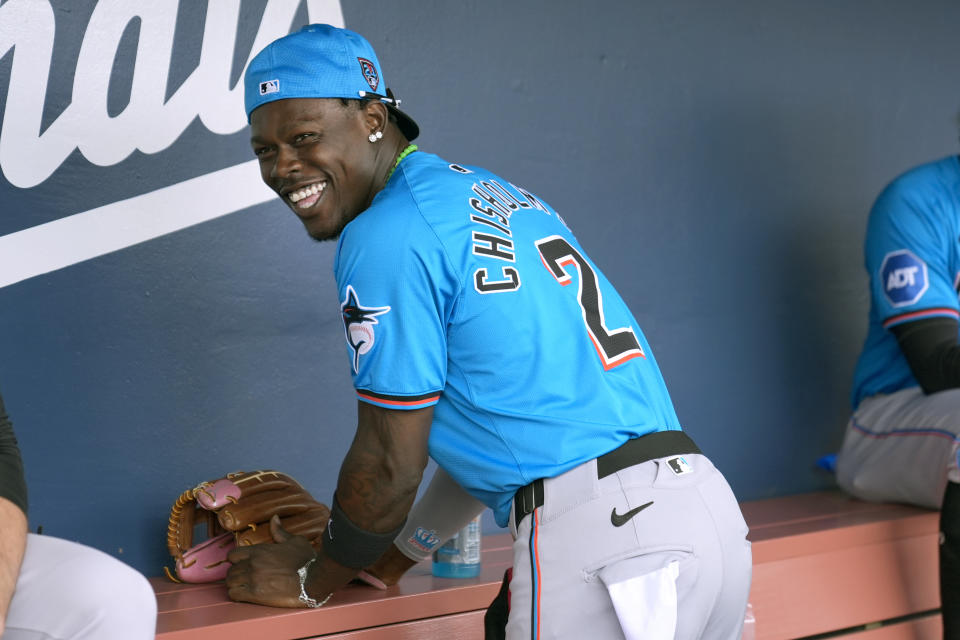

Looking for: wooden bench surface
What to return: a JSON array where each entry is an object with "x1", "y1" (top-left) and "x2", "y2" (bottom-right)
[
  {"x1": 153, "y1": 536, "x2": 511, "y2": 640},
  {"x1": 153, "y1": 491, "x2": 943, "y2": 639},
  {"x1": 742, "y1": 491, "x2": 940, "y2": 639}
]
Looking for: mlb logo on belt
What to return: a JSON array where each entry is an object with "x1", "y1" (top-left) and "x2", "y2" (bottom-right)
[
  {"x1": 259, "y1": 79, "x2": 279, "y2": 95},
  {"x1": 667, "y1": 456, "x2": 693, "y2": 476}
]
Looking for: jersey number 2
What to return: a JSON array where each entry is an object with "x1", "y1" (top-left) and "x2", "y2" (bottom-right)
[{"x1": 536, "y1": 235, "x2": 645, "y2": 370}]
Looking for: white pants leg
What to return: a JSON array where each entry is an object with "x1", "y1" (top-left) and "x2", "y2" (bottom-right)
[{"x1": 4, "y1": 533, "x2": 157, "y2": 640}]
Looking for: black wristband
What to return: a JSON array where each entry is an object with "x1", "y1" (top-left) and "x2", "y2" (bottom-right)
[{"x1": 323, "y1": 496, "x2": 405, "y2": 569}]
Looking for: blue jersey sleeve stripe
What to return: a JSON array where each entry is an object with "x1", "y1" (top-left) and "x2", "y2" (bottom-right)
[
  {"x1": 881, "y1": 307, "x2": 960, "y2": 329},
  {"x1": 356, "y1": 389, "x2": 441, "y2": 408}
]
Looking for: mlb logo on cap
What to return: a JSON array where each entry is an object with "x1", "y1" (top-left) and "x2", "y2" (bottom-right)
[{"x1": 259, "y1": 79, "x2": 280, "y2": 96}]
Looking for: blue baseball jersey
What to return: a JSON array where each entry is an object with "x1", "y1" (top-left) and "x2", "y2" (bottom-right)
[
  {"x1": 334, "y1": 151, "x2": 682, "y2": 525},
  {"x1": 851, "y1": 155, "x2": 960, "y2": 408}
]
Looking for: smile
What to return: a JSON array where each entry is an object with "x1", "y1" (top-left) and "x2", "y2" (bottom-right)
[{"x1": 287, "y1": 181, "x2": 327, "y2": 208}]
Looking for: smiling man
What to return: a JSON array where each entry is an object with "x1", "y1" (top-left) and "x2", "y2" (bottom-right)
[
  {"x1": 227, "y1": 24, "x2": 752, "y2": 639},
  {"x1": 249, "y1": 96, "x2": 412, "y2": 241}
]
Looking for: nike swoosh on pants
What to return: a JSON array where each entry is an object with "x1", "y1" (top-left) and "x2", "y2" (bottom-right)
[{"x1": 610, "y1": 500, "x2": 654, "y2": 527}]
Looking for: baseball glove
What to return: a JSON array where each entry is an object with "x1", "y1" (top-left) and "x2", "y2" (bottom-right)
[{"x1": 165, "y1": 470, "x2": 330, "y2": 583}]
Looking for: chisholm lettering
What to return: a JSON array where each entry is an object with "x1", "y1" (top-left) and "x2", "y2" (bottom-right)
[{"x1": 0, "y1": 0, "x2": 338, "y2": 189}]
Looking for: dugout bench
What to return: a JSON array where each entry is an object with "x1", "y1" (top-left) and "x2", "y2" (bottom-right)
[{"x1": 152, "y1": 490, "x2": 942, "y2": 639}]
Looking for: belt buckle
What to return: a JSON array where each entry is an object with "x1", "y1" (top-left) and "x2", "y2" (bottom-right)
[
  {"x1": 514, "y1": 479, "x2": 543, "y2": 527},
  {"x1": 514, "y1": 482, "x2": 532, "y2": 524}
]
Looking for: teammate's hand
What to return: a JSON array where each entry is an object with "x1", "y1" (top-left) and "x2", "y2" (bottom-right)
[{"x1": 225, "y1": 515, "x2": 317, "y2": 607}]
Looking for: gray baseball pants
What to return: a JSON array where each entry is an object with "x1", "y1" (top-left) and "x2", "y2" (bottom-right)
[
  {"x1": 505, "y1": 452, "x2": 752, "y2": 639},
  {"x1": 837, "y1": 386, "x2": 960, "y2": 509}
]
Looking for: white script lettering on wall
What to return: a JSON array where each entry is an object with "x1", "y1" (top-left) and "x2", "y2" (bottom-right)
[{"x1": 0, "y1": 0, "x2": 344, "y2": 288}]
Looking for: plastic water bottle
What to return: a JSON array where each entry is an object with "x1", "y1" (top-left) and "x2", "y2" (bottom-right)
[
  {"x1": 432, "y1": 514, "x2": 482, "y2": 578},
  {"x1": 741, "y1": 602, "x2": 756, "y2": 640}
]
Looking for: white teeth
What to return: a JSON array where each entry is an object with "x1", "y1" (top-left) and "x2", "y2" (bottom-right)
[{"x1": 288, "y1": 182, "x2": 326, "y2": 203}]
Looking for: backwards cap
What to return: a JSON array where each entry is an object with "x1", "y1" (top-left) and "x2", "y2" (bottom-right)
[{"x1": 243, "y1": 24, "x2": 419, "y2": 141}]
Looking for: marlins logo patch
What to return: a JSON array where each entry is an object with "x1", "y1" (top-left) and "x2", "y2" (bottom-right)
[
  {"x1": 357, "y1": 58, "x2": 379, "y2": 91},
  {"x1": 341, "y1": 285, "x2": 390, "y2": 373}
]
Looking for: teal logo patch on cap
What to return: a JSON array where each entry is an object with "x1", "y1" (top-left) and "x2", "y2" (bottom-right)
[{"x1": 357, "y1": 58, "x2": 379, "y2": 91}]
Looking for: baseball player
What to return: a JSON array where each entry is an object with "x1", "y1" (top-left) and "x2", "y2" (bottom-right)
[
  {"x1": 836, "y1": 153, "x2": 960, "y2": 635},
  {"x1": 0, "y1": 387, "x2": 157, "y2": 639},
  {"x1": 226, "y1": 24, "x2": 752, "y2": 639}
]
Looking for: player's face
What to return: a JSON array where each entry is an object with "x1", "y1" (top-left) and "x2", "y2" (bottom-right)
[{"x1": 250, "y1": 98, "x2": 381, "y2": 241}]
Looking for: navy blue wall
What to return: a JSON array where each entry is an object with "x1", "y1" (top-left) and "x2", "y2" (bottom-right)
[{"x1": 1, "y1": 0, "x2": 959, "y2": 576}]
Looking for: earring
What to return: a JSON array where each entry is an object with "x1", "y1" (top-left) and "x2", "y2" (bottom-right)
[{"x1": 368, "y1": 131, "x2": 383, "y2": 143}]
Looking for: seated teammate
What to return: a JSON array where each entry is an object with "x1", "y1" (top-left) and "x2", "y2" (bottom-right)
[
  {"x1": 0, "y1": 387, "x2": 157, "y2": 639},
  {"x1": 836, "y1": 152, "x2": 960, "y2": 636}
]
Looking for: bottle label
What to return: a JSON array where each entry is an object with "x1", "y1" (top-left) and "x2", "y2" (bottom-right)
[
  {"x1": 462, "y1": 520, "x2": 481, "y2": 564},
  {"x1": 433, "y1": 516, "x2": 482, "y2": 565}
]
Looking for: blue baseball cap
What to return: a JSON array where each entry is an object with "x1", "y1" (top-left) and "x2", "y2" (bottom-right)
[{"x1": 243, "y1": 24, "x2": 419, "y2": 141}]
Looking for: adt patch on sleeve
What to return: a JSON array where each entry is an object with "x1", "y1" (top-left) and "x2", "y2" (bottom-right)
[{"x1": 880, "y1": 249, "x2": 929, "y2": 307}]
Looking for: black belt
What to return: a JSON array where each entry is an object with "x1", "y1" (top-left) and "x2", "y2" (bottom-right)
[{"x1": 513, "y1": 430, "x2": 701, "y2": 526}]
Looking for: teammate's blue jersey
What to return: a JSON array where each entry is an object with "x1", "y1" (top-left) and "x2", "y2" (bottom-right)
[
  {"x1": 334, "y1": 151, "x2": 682, "y2": 525},
  {"x1": 851, "y1": 156, "x2": 960, "y2": 408}
]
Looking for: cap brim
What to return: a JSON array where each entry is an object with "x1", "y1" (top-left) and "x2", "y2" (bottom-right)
[{"x1": 389, "y1": 105, "x2": 419, "y2": 141}]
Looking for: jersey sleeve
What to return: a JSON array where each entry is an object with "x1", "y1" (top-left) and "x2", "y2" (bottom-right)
[
  {"x1": 335, "y1": 207, "x2": 460, "y2": 410},
  {"x1": 865, "y1": 178, "x2": 960, "y2": 330}
]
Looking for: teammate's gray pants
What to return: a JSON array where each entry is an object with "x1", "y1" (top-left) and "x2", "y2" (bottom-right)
[
  {"x1": 837, "y1": 387, "x2": 960, "y2": 509},
  {"x1": 506, "y1": 453, "x2": 752, "y2": 640}
]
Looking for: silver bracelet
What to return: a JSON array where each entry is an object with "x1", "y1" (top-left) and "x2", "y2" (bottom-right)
[{"x1": 297, "y1": 556, "x2": 333, "y2": 609}]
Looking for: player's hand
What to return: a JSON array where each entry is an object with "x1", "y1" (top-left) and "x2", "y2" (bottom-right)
[{"x1": 225, "y1": 515, "x2": 317, "y2": 607}]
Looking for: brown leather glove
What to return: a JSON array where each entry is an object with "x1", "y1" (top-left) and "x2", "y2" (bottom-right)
[{"x1": 165, "y1": 470, "x2": 329, "y2": 583}]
